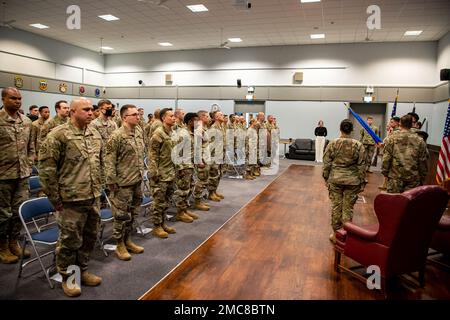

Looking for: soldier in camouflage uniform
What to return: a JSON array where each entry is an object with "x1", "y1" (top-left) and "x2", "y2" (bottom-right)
[
  {"x1": 148, "y1": 108, "x2": 178, "y2": 238},
  {"x1": 0, "y1": 88, "x2": 34, "y2": 264},
  {"x1": 39, "y1": 98, "x2": 103, "y2": 297},
  {"x1": 323, "y1": 119, "x2": 366, "y2": 243},
  {"x1": 382, "y1": 115, "x2": 428, "y2": 193},
  {"x1": 90, "y1": 99, "x2": 118, "y2": 186},
  {"x1": 104, "y1": 104, "x2": 145, "y2": 261},
  {"x1": 173, "y1": 112, "x2": 200, "y2": 222},
  {"x1": 360, "y1": 116, "x2": 379, "y2": 174},
  {"x1": 148, "y1": 108, "x2": 163, "y2": 143},
  {"x1": 39, "y1": 100, "x2": 70, "y2": 141},
  {"x1": 193, "y1": 110, "x2": 211, "y2": 211},
  {"x1": 112, "y1": 105, "x2": 122, "y2": 128},
  {"x1": 172, "y1": 108, "x2": 186, "y2": 131},
  {"x1": 245, "y1": 119, "x2": 258, "y2": 180},
  {"x1": 30, "y1": 106, "x2": 50, "y2": 160},
  {"x1": 207, "y1": 111, "x2": 225, "y2": 202}
]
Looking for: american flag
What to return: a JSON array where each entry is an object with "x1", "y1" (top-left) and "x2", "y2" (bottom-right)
[
  {"x1": 391, "y1": 89, "x2": 399, "y2": 118},
  {"x1": 436, "y1": 100, "x2": 450, "y2": 185}
]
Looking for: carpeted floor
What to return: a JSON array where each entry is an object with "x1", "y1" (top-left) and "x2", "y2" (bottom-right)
[{"x1": 0, "y1": 158, "x2": 315, "y2": 300}]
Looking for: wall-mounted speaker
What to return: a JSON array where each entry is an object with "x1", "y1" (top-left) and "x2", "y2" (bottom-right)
[
  {"x1": 440, "y1": 68, "x2": 450, "y2": 81},
  {"x1": 237, "y1": 79, "x2": 242, "y2": 88}
]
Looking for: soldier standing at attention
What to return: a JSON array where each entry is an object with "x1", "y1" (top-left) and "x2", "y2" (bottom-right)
[
  {"x1": 148, "y1": 108, "x2": 177, "y2": 238},
  {"x1": 323, "y1": 119, "x2": 366, "y2": 243},
  {"x1": 192, "y1": 110, "x2": 212, "y2": 211},
  {"x1": 39, "y1": 100, "x2": 70, "y2": 141},
  {"x1": 31, "y1": 106, "x2": 51, "y2": 160},
  {"x1": 207, "y1": 110, "x2": 225, "y2": 202},
  {"x1": 173, "y1": 112, "x2": 200, "y2": 222},
  {"x1": 0, "y1": 87, "x2": 34, "y2": 264},
  {"x1": 105, "y1": 104, "x2": 145, "y2": 261},
  {"x1": 382, "y1": 114, "x2": 428, "y2": 193},
  {"x1": 39, "y1": 97, "x2": 103, "y2": 297},
  {"x1": 360, "y1": 116, "x2": 379, "y2": 174},
  {"x1": 148, "y1": 108, "x2": 163, "y2": 142}
]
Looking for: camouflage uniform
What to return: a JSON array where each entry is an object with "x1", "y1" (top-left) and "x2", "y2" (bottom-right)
[
  {"x1": 39, "y1": 122, "x2": 102, "y2": 276},
  {"x1": 113, "y1": 112, "x2": 122, "y2": 128},
  {"x1": 381, "y1": 130, "x2": 428, "y2": 193},
  {"x1": 208, "y1": 122, "x2": 225, "y2": 194},
  {"x1": 39, "y1": 115, "x2": 68, "y2": 141},
  {"x1": 360, "y1": 125, "x2": 379, "y2": 173},
  {"x1": 148, "y1": 126, "x2": 175, "y2": 226},
  {"x1": 323, "y1": 135, "x2": 365, "y2": 231},
  {"x1": 173, "y1": 127, "x2": 195, "y2": 212},
  {"x1": 148, "y1": 119, "x2": 163, "y2": 144},
  {"x1": 104, "y1": 126, "x2": 145, "y2": 240},
  {"x1": 193, "y1": 124, "x2": 210, "y2": 201},
  {"x1": 30, "y1": 117, "x2": 49, "y2": 159},
  {"x1": 245, "y1": 127, "x2": 258, "y2": 176},
  {"x1": 90, "y1": 117, "x2": 118, "y2": 185},
  {"x1": 0, "y1": 109, "x2": 34, "y2": 241}
]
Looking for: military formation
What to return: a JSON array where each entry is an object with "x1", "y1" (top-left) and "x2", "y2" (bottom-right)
[
  {"x1": 0, "y1": 87, "x2": 281, "y2": 297},
  {"x1": 324, "y1": 114, "x2": 429, "y2": 243}
]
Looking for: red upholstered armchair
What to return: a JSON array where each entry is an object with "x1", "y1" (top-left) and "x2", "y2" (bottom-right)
[
  {"x1": 334, "y1": 185, "x2": 448, "y2": 291},
  {"x1": 429, "y1": 214, "x2": 450, "y2": 267}
]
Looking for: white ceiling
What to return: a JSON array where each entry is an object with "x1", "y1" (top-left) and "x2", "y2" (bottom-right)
[{"x1": 1, "y1": 0, "x2": 449, "y2": 54}]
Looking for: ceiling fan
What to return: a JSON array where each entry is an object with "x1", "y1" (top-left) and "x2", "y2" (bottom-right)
[
  {"x1": 137, "y1": 0, "x2": 170, "y2": 10},
  {"x1": 0, "y1": 1, "x2": 16, "y2": 29}
]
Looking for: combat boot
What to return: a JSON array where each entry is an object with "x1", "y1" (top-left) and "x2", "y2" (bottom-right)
[
  {"x1": 176, "y1": 211, "x2": 194, "y2": 223},
  {"x1": 81, "y1": 271, "x2": 102, "y2": 286},
  {"x1": 244, "y1": 173, "x2": 255, "y2": 180},
  {"x1": 61, "y1": 277, "x2": 81, "y2": 297},
  {"x1": 115, "y1": 239, "x2": 131, "y2": 261},
  {"x1": 125, "y1": 237, "x2": 144, "y2": 254},
  {"x1": 0, "y1": 240, "x2": 18, "y2": 264},
  {"x1": 9, "y1": 239, "x2": 31, "y2": 258},
  {"x1": 162, "y1": 223, "x2": 176, "y2": 234},
  {"x1": 152, "y1": 225, "x2": 169, "y2": 238},
  {"x1": 194, "y1": 200, "x2": 210, "y2": 211},
  {"x1": 185, "y1": 210, "x2": 199, "y2": 220},
  {"x1": 252, "y1": 169, "x2": 260, "y2": 177},
  {"x1": 214, "y1": 191, "x2": 224, "y2": 199},
  {"x1": 208, "y1": 192, "x2": 221, "y2": 202}
]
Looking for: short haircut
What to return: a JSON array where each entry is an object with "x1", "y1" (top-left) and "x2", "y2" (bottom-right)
[
  {"x1": 407, "y1": 112, "x2": 419, "y2": 122},
  {"x1": 154, "y1": 108, "x2": 161, "y2": 120},
  {"x1": 1, "y1": 87, "x2": 16, "y2": 98},
  {"x1": 197, "y1": 110, "x2": 208, "y2": 117},
  {"x1": 392, "y1": 116, "x2": 400, "y2": 122},
  {"x1": 367, "y1": 116, "x2": 373, "y2": 120},
  {"x1": 340, "y1": 119, "x2": 353, "y2": 134},
  {"x1": 400, "y1": 115, "x2": 413, "y2": 129},
  {"x1": 29, "y1": 105, "x2": 38, "y2": 112},
  {"x1": 417, "y1": 131, "x2": 429, "y2": 142},
  {"x1": 98, "y1": 99, "x2": 112, "y2": 107},
  {"x1": 120, "y1": 104, "x2": 137, "y2": 118},
  {"x1": 184, "y1": 112, "x2": 198, "y2": 124},
  {"x1": 147, "y1": 113, "x2": 153, "y2": 118},
  {"x1": 93, "y1": 104, "x2": 99, "y2": 111},
  {"x1": 55, "y1": 100, "x2": 67, "y2": 111},
  {"x1": 38, "y1": 106, "x2": 49, "y2": 113},
  {"x1": 160, "y1": 108, "x2": 173, "y2": 121}
]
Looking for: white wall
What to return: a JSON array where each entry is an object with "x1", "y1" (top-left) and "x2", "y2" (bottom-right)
[
  {"x1": 19, "y1": 90, "x2": 76, "y2": 117},
  {"x1": 109, "y1": 99, "x2": 175, "y2": 116},
  {"x1": 105, "y1": 41, "x2": 438, "y2": 87},
  {"x1": 0, "y1": 28, "x2": 104, "y2": 85},
  {"x1": 429, "y1": 101, "x2": 448, "y2": 146},
  {"x1": 437, "y1": 32, "x2": 450, "y2": 77}
]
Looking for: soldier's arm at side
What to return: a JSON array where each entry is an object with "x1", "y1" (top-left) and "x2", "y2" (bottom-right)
[
  {"x1": 356, "y1": 142, "x2": 366, "y2": 183},
  {"x1": 360, "y1": 128, "x2": 364, "y2": 141},
  {"x1": 39, "y1": 123, "x2": 50, "y2": 141},
  {"x1": 27, "y1": 123, "x2": 36, "y2": 166},
  {"x1": 104, "y1": 134, "x2": 119, "y2": 187},
  {"x1": 38, "y1": 135, "x2": 62, "y2": 207},
  {"x1": 322, "y1": 143, "x2": 333, "y2": 181},
  {"x1": 148, "y1": 133, "x2": 161, "y2": 180},
  {"x1": 381, "y1": 138, "x2": 393, "y2": 177}
]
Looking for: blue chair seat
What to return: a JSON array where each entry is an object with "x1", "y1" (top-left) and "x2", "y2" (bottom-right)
[
  {"x1": 31, "y1": 226, "x2": 59, "y2": 244},
  {"x1": 101, "y1": 208, "x2": 113, "y2": 221},
  {"x1": 141, "y1": 196, "x2": 152, "y2": 206}
]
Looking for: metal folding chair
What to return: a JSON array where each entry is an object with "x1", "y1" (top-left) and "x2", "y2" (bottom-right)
[
  {"x1": 98, "y1": 190, "x2": 114, "y2": 256},
  {"x1": 18, "y1": 197, "x2": 59, "y2": 289}
]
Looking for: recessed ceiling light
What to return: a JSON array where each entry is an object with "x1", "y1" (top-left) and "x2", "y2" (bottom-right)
[
  {"x1": 301, "y1": 0, "x2": 321, "y2": 3},
  {"x1": 228, "y1": 38, "x2": 242, "y2": 43},
  {"x1": 101, "y1": 46, "x2": 113, "y2": 50},
  {"x1": 187, "y1": 4, "x2": 208, "y2": 12},
  {"x1": 158, "y1": 42, "x2": 173, "y2": 47},
  {"x1": 29, "y1": 23, "x2": 49, "y2": 29},
  {"x1": 310, "y1": 33, "x2": 325, "y2": 39},
  {"x1": 404, "y1": 30, "x2": 422, "y2": 36},
  {"x1": 98, "y1": 14, "x2": 120, "y2": 21}
]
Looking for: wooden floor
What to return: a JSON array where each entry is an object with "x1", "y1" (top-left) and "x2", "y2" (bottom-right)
[{"x1": 141, "y1": 164, "x2": 450, "y2": 300}]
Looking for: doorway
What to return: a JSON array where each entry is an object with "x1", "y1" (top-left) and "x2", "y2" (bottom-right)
[{"x1": 348, "y1": 103, "x2": 387, "y2": 141}]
